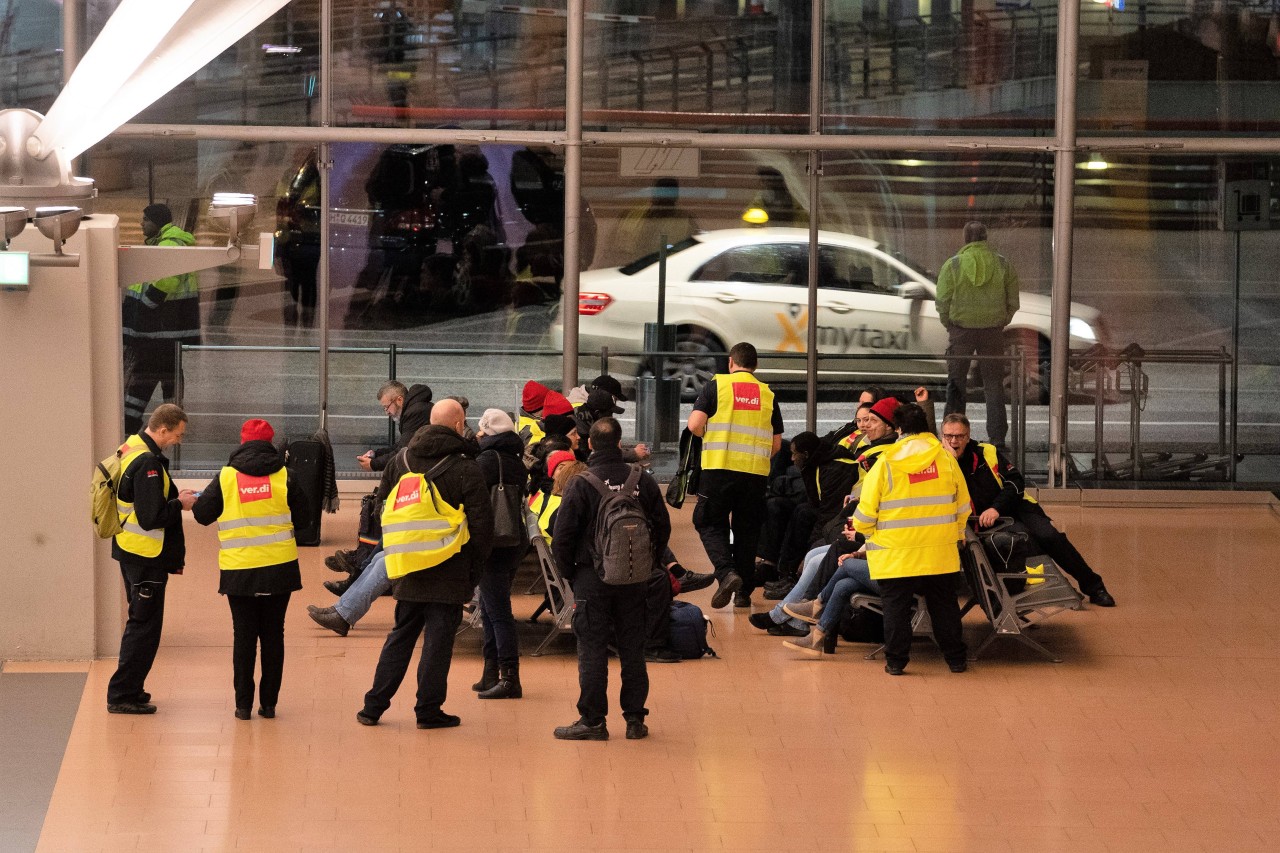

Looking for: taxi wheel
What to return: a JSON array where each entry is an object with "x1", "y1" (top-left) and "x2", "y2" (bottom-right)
[
  {"x1": 664, "y1": 328, "x2": 727, "y2": 402},
  {"x1": 1002, "y1": 329, "x2": 1049, "y2": 405}
]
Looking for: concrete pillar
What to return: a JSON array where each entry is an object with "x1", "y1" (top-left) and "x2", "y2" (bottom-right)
[{"x1": 0, "y1": 215, "x2": 125, "y2": 660}]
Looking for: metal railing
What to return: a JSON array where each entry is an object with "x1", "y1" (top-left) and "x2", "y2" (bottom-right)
[
  {"x1": 174, "y1": 339, "x2": 1240, "y2": 483},
  {"x1": 1067, "y1": 346, "x2": 1235, "y2": 482}
]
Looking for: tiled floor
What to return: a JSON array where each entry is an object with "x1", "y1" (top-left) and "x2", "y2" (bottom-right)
[{"x1": 28, "y1": 498, "x2": 1280, "y2": 852}]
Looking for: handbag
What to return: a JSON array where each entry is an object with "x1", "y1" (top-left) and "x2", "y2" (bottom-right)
[
  {"x1": 665, "y1": 429, "x2": 702, "y2": 509},
  {"x1": 490, "y1": 453, "x2": 525, "y2": 547}
]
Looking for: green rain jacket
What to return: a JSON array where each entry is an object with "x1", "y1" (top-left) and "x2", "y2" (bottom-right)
[
  {"x1": 122, "y1": 222, "x2": 201, "y2": 342},
  {"x1": 935, "y1": 240, "x2": 1020, "y2": 330}
]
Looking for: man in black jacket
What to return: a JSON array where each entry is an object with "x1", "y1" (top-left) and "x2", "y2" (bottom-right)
[
  {"x1": 356, "y1": 399, "x2": 494, "y2": 729},
  {"x1": 942, "y1": 413, "x2": 1115, "y2": 607},
  {"x1": 326, "y1": 380, "x2": 434, "y2": 584},
  {"x1": 107, "y1": 404, "x2": 198, "y2": 714},
  {"x1": 551, "y1": 417, "x2": 671, "y2": 741},
  {"x1": 356, "y1": 380, "x2": 434, "y2": 472}
]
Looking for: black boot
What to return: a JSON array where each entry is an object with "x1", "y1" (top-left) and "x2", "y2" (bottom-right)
[
  {"x1": 478, "y1": 660, "x2": 522, "y2": 700},
  {"x1": 471, "y1": 658, "x2": 499, "y2": 693},
  {"x1": 822, "y1": 629, "x2": 839, "y2": 655}
]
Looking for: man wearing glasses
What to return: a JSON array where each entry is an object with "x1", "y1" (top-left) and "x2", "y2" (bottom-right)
[{"x1": 941, "y1": 414, "x2": 1116, "y2": 607}]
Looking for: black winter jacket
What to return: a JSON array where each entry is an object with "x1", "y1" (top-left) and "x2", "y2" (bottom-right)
[
  {"x1": 801, "y1": 443, "x2": 860, "y2": 529},
  {"x1": 551, "y1": 447, "x2": 671, "y2": 591},
  {"x1": 376, "y1": 426, "x2": 493, "y2": 604},
  {"x1": 111, "y1": 431, "x2": 186, "y2": 574},
  {"x1": 477, "y1": 431, "x2": 528, "y2": 491},
  {"x1": 955, "y1": 441, "x2": 1030, "y2": 519},
  {"x1": 370, "y1": 383, "x2": 434, "y2": 471},
  {"x1": 192, "y1": 440, "x2": 306, "y2": 596}
]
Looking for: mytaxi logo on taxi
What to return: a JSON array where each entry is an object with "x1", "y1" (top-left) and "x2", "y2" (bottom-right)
[
  {"x1": 395, "y1": 477, "x2": 422, "y2": 509},
  {"x1": 908, "y1": 463, "x2": 939, "y2": 484},
  {"x1": 775, "y1": 308, "x2": 808, "y2": 353},
  {"x1": 236, "y1": 473, "x2": 273, "y2": 502},
  {"x1": 732, "y1": 382, "x2": 761, "y2": 410}
]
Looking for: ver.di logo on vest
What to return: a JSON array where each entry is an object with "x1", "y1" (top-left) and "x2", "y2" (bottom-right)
[
  {"x1": 732, "y1": 382, "x2": 760, "y2": 410},
  {"x1": 235, "y1": 473, "x2": 273, "y2": 502},
  {"x1": 908, "y1": 462, "x2": 939, "y2": 484},
  {"x1": 395, "y1": 478, "x2": 422, "y2": 508}
]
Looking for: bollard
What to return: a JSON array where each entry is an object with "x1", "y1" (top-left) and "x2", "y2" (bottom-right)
[{"x1": 641, "y1": 322, "x2": 679, "y2": 449}]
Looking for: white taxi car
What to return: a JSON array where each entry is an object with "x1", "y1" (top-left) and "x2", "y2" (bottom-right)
[{"x1": 557, "y1": 227, "x2": 1105, "y2": 401}]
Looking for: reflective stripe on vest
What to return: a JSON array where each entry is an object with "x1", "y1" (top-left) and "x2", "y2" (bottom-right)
[
  {"x1": 852, "y1": 435, "x2": 967, "y2": 580},
  {"x1": 114, "y1": 434, "x2": 168, "y2": 558},
  {"x1": 216, "y1": 467, "x2": 297, "y2": 570},
  {"x1": 702, "y1": 373, "x2": 774, "y2": 476},
  {"x1": 380, "y1": 471, "x2": 470, "y2": 579}
]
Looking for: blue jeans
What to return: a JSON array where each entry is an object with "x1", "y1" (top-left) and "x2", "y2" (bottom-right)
[
  {"x1": 478, "y1": 545, "x2": 523, "y2": 663},
  {"x1": 817, "y1": 557, "x2": 879, "y2": 635},
  {"x1": 335, "y1": 550, "x2": 391, "y2": 626},
  {"x1": 767, "y1": 545, "x2": 829, "y2": 630}
]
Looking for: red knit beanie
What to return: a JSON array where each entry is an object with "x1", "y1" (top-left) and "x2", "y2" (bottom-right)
[
  {"x1": 522, "y1": 380, "x2": 550, "y2": 413},
  {"x1": 541, "y1": 391, "x2": 573, "y2": 417},
  {"x1": 546, "y1": 449, "x2": 577, "y2": 477},
  {"x1": 868, "y1": 396, "x2": 899, "y2": 426},
  {"x1": 240, "y1": 418, "x2": 275, "y2": 444}
]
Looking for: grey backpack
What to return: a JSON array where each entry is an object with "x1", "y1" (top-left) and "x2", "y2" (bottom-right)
[{"x1": 583, "y1": 464, "x2": 654, "y2": 585}]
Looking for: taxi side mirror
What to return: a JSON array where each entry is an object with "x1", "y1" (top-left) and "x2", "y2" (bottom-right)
[{"x1": 899, "y1": 282, "x2": 931, "y2": 301}]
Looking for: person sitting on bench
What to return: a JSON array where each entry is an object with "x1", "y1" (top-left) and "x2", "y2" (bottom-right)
[{"x1": 940, "y1": 413, "x2": 1115, "y2": 607}]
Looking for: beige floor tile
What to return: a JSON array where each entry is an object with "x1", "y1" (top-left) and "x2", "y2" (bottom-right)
[{"x1": 29, "y1": 500, "x2": 1280, "y2": 852}]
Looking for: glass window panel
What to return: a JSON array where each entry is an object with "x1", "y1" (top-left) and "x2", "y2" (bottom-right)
[
  {"x1": 1080, "y1": 1, "x2": 1280, "y2": 137},
  {"x1": 93, "y1": 138, "x2": 321, "y2": 469},
  {"x1": 1067, "y1": 152, "x2": 1279, "y2": 483},
  {"x1": 823, "y1": 1, "x2": 1059, "y2": 135}
]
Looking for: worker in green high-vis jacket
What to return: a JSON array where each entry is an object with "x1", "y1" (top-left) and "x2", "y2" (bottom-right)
[
  {"x1": 936, "y1": 221, "x2": 1020, "y2": 450},
  {"x1": 122, "y1": 203, "x2": 201, "y2": 433}
]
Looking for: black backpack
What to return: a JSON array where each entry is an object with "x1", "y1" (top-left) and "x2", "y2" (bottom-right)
[
  {"x1": 582, "y1": 464, "x2": 654, "y2": 585},
  {"x1": 669, "y1": 601, "x2": 717, "y2": 659}
]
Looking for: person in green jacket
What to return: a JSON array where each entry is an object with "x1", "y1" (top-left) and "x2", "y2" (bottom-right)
[
  {"x1": 935, "y1": 221, "x2": 1019, "y2": 449},
  {"x1": 122, "y1": 204, "x2": 201, "y2": 433}
]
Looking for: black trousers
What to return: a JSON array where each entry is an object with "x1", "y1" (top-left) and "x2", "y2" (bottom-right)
[
  {"x1": 945, "y1": 325, "x2": 1008, "y2": 447},
  {"x1": 757, "y1": 494, "x2": 802, "y2": 565},
  {"x1": 107, "y1": 564, "x2": 167, "y2": 704},
  {"x1": 693, "y1": 469, "x2": 768, "y2": 592},
  {"x1": 1018, "y1": 507, "x2": 1105, "y2": 595},
  {"x1": 122, "y1": 338, "x2": 181, "y2": 434},
  {"x1": 878, "y1": 572, "x2": 968, "y2": 670},
  {"x1": 227, "y1": 593, "x2": 291, "y2": 710},
  {"x1": 573, "y1": 582, "x2": 649, "y2": 725},
  {"x1": 777, "y1": 503, "x2": 820, "y2": 575},
  {"x1": 363, "y1": 600, "x2": 463, "y2": 722}
]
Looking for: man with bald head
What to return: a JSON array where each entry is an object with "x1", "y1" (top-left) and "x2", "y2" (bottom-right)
[
  {"x1": 308, "y1": 398, "x2": 484, "y2": 638},
  {"x1": 356, "y1": 395, "x2": 492, "y2": 728}
]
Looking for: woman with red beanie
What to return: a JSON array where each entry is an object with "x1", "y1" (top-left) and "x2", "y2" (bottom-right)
[{"x1": 193, "y1": 419, "x2": 306, "y2": 720}]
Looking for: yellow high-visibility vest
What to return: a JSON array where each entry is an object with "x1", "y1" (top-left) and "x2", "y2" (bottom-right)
[
  {"x1": 381, "y1": 470, "x2": 469, "y2": 579},
  {"x1": 851, "y1": 433, "x2": 971, "y2": 580},
  {"x1": 846, "y1": 439, "x2": 892, "y2": 502},
  {"x1": 114, "y1": 434, "x2": 168, "y2": 559},
  {"x1": 517, "y1": 414, "x2": 544, "y2": 445},
  {"x1": 976, "y1": 442, "x2": 1037, "y2": 506},
  {"x1": 216, "y1": 467, "x2": 297, "y2": 570},
  {"x1": 702, "y1": 373, "x2": 775, "y2": 476},
  {"x1": 537, "y1": 493, "x2": 562, "y2": 543}
]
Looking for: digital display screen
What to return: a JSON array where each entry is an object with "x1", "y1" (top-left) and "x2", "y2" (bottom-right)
[{"x1": 0, "y1": 252, "x2": 30, "y2": 289}]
